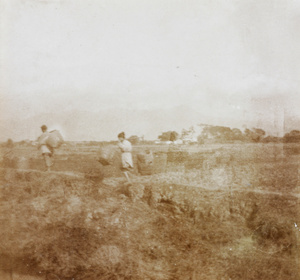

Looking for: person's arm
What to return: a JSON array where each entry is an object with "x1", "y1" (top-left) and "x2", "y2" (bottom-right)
[
  {"x1": 37, "y1": 135, "x2": 43, "y2": 149},
  {"x1": 118, "y1": 142, "x2": 125, "y2": 152},
  {"x1": 37, "y1": 133, "x2": 49, "y2": 149},
  {"x1": 122, "y1": 141, "x2": 132, "y2": 152}
]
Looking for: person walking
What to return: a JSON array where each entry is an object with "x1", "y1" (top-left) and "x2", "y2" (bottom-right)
[
  {"x1": 117, "y1": 132, "x2": 133, "y2": 171},
  {"x1": 37, "y1": 125, "x2": 54, "y2": 172}
]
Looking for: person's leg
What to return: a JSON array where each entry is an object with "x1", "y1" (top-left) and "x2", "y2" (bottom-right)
[
  {"x1": 122, "y1": 153, "x2": 133, "y2": 169},
  {"x1": 43, "y1": 153, "x2": 52, "y2": 171}
]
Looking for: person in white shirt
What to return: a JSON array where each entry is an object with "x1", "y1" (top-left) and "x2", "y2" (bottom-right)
[
  {"x1": 117, "y1": 132, "x2": 133, "y2": 170},
  {"x1": 37, "y1": 125, "x2": 53, "y2": 171}
]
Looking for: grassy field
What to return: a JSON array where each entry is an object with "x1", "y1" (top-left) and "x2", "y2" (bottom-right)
[{"x1": 0, "y1": 142, "x2": 299, "y2": 279}]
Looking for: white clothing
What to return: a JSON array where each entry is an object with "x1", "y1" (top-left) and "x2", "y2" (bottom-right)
[
  {"x1": 38, "y1": 132, "x2": 52, "y2": 154},
  {"x1": 41, "y1": 145, "x2": 52, "y2": 154},
  {"x1": 118, "y1": 139, "x2": 133, "y2": 168}
]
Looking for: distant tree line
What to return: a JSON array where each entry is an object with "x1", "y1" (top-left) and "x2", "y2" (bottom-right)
[
  {"x1": 2, "y1": 128, "x2": 300, "y2": 147},
  {"x1": 199, "y1": 126, "x2": 267, "y2": 143},
  {"x1": 157, "y1": 126, "x2": 300, "y2": 144},
  {"x1": 283, "y1": 130, "x2": 300, "y2": 143}
]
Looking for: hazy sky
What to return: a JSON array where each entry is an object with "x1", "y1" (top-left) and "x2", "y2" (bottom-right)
[{"x1": 1, "y1": 0, "x2": 300, "y2": 141}]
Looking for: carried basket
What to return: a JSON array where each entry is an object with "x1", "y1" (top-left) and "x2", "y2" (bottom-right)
[
  {"x1": 46, "y1": 130, "x2": 64, "y2": 148},
  {"x1": 98, "y1": 145, "x2": 117, "y2": 166}
]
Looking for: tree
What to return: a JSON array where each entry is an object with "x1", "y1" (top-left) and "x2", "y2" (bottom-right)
[
  {"x1": 181, "y1": 128, "x2": 189, "y2": 139},
  {"x1": 283, "y1": 130, "x2": 300, "y2": 143},
  {"x1": 231, "y1": 128, "x2": 244, "y2": 141},
  {"x1": 200, "y1": 126, "x2": 234, "y2": 142},
  {"x1": 170, "y1": 131, "x2": 177, "y2": 142},
  {"x1": 244, "y1": 128, "x2": 266, "y2": 142},
  {"x1": 181, "y1": 126, "x2": 195, "y2": 141},
  {"x1": 253, "y1": 128, "x2": 266, "y2": 137},
  {"x1": 128, "y1": 135, "x2": 140, "y2": 145},
  {"x1": 158, "y1": 131, "x2": 179, "y2": 142}
]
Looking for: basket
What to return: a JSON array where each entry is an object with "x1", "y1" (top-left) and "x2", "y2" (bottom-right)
[
  {"x1": 46, "y1": 130, "x2": 64, "y2": 148},
  {"x1": 98, "y1": 145, "x2": 117, "y2": 166},
  {"x1": 137, "y1": 151, "x2": 155, "y2": 175}
]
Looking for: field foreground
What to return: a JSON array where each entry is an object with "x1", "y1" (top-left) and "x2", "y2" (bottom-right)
[{"x1": 0, "y1": 143, "x2": 299, "y2": 279}]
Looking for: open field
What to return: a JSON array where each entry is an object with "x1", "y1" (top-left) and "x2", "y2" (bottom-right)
[{"x1": 0, "y1": 143, "x2": 299, "y2": 279}]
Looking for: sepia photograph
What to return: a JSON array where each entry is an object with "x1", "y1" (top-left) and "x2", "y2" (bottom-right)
[{"x1": 0, "y1": 0, "x2": 299, "y2": 279}]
